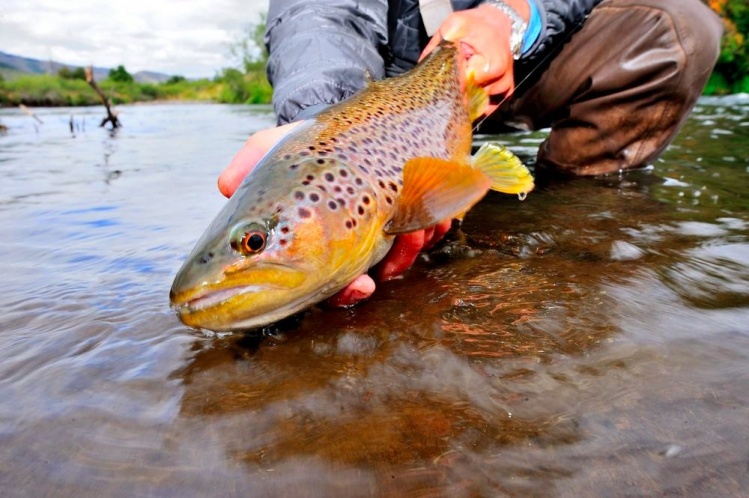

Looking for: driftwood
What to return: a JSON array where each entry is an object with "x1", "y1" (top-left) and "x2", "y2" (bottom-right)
[
  {"x1": 19, "y1": 104, "x2": 44, "y2": 124},
  {"x1": 85, "y1": 66, "x2": 120, "y2": 129}
]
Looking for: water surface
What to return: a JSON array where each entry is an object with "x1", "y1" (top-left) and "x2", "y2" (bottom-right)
[{"x1": 1, "y1": 99, "x2": 748, "y2": 496}]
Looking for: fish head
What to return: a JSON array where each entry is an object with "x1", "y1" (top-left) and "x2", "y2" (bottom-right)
[{"x1": 170, "y1": 158, "x2": 384, "y2": 332}]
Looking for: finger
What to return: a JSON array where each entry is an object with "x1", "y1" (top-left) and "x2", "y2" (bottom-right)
[
  {"x1": 420, "y1": 32, "x2": 443, "y2": 61},
  {"x1": 424, "y1": 227, "x2": 435, "y2": 244},
  {"x1": 218, "y1": 141, "x2": 267, "y2": 197},
  {"x1": 218, "y1": 121, "x2": 304, "y2": 198},
  {"x1": 424, "y1": 219, "x2": 452, "y2": 250},
  {"x1": 376, "y1": 231, "x2": 426, "y2": 282},
  {"x1": 483, "y1": 74, "x2": 515, "y2": 103},
  {"x1": 325, "y1": 274, "x2": 376, "y2": 307}
]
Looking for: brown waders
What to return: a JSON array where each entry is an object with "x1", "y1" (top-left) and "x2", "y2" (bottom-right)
[{"x1": 490, "y1": 0, "x2": 723, "y2": 176}]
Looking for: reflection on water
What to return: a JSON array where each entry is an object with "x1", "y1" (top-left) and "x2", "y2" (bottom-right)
[{"x1": 1, "y1": 99, "x2": 748, "y2": 496}]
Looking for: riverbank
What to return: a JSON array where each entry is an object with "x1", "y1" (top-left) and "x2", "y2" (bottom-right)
[{"x1": 0, "y1": 70, "x2": 272, "y2": 108}]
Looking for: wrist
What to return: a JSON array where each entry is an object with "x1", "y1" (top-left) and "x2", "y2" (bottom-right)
[{"x1": 480, "y1": 0, "x2": 530, "y2": 59}]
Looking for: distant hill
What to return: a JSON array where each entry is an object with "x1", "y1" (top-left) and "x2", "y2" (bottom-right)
[{"x1": 0, "y1": 51, "x2": 172, "y2": 84}]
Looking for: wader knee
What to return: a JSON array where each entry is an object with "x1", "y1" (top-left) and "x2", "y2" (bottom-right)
[{"x1": 504, "y1": 0, "x2": 723, "y2": 176}]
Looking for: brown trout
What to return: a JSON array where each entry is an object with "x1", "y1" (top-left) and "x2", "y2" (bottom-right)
[{"x1": 170, "y1": 42, "x2": 534, "y2": 332}]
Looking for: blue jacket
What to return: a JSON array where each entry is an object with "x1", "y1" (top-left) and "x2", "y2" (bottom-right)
[{"x1": 265, "y1": 0, "x2": 602, "y2": 124}]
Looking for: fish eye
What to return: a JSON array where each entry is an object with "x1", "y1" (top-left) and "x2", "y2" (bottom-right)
[
  {"x1": 242, "y1": 231, "x2": 266, "y2": 253},
  {"x1": 231, "y1": 224, "x2": 268, "y2": 256}
]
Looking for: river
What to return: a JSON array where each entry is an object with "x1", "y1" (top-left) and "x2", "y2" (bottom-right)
[{"x1": 1, "y1": 99, "x2": 748, "y2": 496}]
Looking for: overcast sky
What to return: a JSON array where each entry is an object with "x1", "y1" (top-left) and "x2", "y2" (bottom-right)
[{"x1": 0, "y1": 0, "x2": 269, "y2": 78}]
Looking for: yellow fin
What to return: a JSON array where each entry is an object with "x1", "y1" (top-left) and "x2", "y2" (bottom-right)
[
  {"x1": 467, "y1": 70, "x2": 489, "y2": 122},
  {"x1": 471, "y1": 143, "x2": 534, "y2": 196},
  {"x1": 387, "y1": 157, "x2": 492, "y2": 235}
]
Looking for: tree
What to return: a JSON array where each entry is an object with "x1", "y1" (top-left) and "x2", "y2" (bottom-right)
[
  {"x1": 108, "y1": 65, "x2": 134, "y2": 83},
  {"x1": 229, "y1": 13, "x2": 268, "y2": 73},
  {"x1": 166, "y1": 75, "x2": 186, "y2": 85},
  {"x1": 58, "y1": 66, "x2": 86, "y2": 80}
]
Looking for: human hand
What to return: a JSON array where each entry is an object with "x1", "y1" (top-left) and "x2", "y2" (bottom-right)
[
  {"x1": 420, "y1": 2, "x2": 529, "y2": 115},
  {"x1": 218, "y1": 121, "x2": 303, "y2": 197},
  {"x1": 218, "y1": 124, "x2": 452, "y2": 308}
]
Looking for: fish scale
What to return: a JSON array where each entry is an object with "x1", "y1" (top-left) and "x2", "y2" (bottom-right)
[{"x1": 170, "y1": 42, "x2": 534, "y2": 332}]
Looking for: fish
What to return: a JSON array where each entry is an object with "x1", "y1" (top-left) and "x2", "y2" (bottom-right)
[{"x1": 170, "y1": 41, "x2": 534, "y2": 332}]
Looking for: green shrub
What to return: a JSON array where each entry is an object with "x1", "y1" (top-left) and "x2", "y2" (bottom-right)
[
  {"x1": 108, "y1": 65, "x2": 134, "y2": 83},
  {"x1": 708, "y1": 0, "x2": 749, "y2": 93}
]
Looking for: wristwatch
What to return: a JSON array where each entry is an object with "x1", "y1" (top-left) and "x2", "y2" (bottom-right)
[{"x1": 482, "y1": 0, "x2": 528, "y2": 59}]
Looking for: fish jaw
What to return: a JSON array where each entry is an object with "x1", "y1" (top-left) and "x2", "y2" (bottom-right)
[{"x1": 170, "y1": 261, "x2": 310, "y2": 331}]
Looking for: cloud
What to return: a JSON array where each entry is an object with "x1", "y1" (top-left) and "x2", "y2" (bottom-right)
[{"x1": 0, "y1": 0, "x2": 269, "y2": 78}]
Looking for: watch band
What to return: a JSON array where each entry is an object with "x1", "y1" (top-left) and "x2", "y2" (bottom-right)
[{"x1": 482, "y1": 0, "x2": 529, "y2": 60}]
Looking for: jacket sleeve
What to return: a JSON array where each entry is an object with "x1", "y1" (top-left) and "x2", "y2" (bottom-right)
[
  {"x1": 521, "y1": 0, "x2": 603, "y2": 63},
  {"x1": 265, "y1": 0, "x2": 389, "y2": 124}
]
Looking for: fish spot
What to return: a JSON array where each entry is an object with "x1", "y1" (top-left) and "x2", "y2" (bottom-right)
[
  {"x1": 346, "y1": 186, "x2": 355, "y2": 195},
  {"x1": 298, "y1": 207, "x2": 311, "y2": 218},
  {"x1": 358, "y1": 206, "x2": 365, "y2": 215},
  {"x1": 294, "y1": 191, "x2": 305, "y2": 200},
  {"x1": 385, "y1": 196, "x2": 393, "y2": 205},
  {"x1": 317, "y1": 159, "x2": 325, "y2": 165},
  {"x1": 337, "y1": 198, "x2": 345, "y2": 206},
  {"x1": 355, "y1": 178, "x2": 363, "y2": 186},
  {"x1": 325, "y1": 173, "x2": 335, "y2": 182},
  {"x1": 345, "y1": 220, "x2": 353, "y2": 229},
  {"x1": 362, "y1": 195, "x2": 370, "y2": 205},
  {"x1": 388, "y1": 182, "x2": 398, "y2": 192},
  {"x1": 309, "y1": 193, "x2": 320, "y2": 202},
  {"x1": 328, "y1": 201, "x2": 337, "y2": 210},
  {"x1": 281, "y1": 226, "x2": 290, "y2": 234},
  {"x1": 279, "y1": 239, "x2": 288, "y2": 246},
  {"x1": 339, "y1": 169, "x2": 348, "y2": 177},
  {"x1": 334, "y1": 186, "x2": 342, "y2": 193}
]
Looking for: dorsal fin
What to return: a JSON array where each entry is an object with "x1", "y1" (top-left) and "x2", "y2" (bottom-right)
[{"x1": 466, "y1": 70, "x2": 489, "y2": 122}]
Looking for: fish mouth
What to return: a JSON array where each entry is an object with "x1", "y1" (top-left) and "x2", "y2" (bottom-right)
[
  {"x1": 175, "y1": 284, "x2": 270, "y2": 313},
  {"x1": 169, "y1": 263, "x2": 309, "y2": 331}
]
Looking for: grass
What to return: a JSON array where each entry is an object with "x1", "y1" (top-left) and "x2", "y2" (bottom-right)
[{"x1": 0, "y1": 70, "x2": 272, "y2": 107}]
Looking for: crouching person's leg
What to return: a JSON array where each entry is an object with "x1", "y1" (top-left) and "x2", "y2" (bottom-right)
[{"x1": 507, "y1": 0, "x2": 722, "y2": 176}]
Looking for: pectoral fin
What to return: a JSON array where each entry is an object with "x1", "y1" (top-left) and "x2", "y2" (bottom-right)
[
  {"x1": 386, "y1": 157, "x2": 492, "y2": 235},
  {"x1": 471, "y1": 143, "x2": 534, "y2": 196}
]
